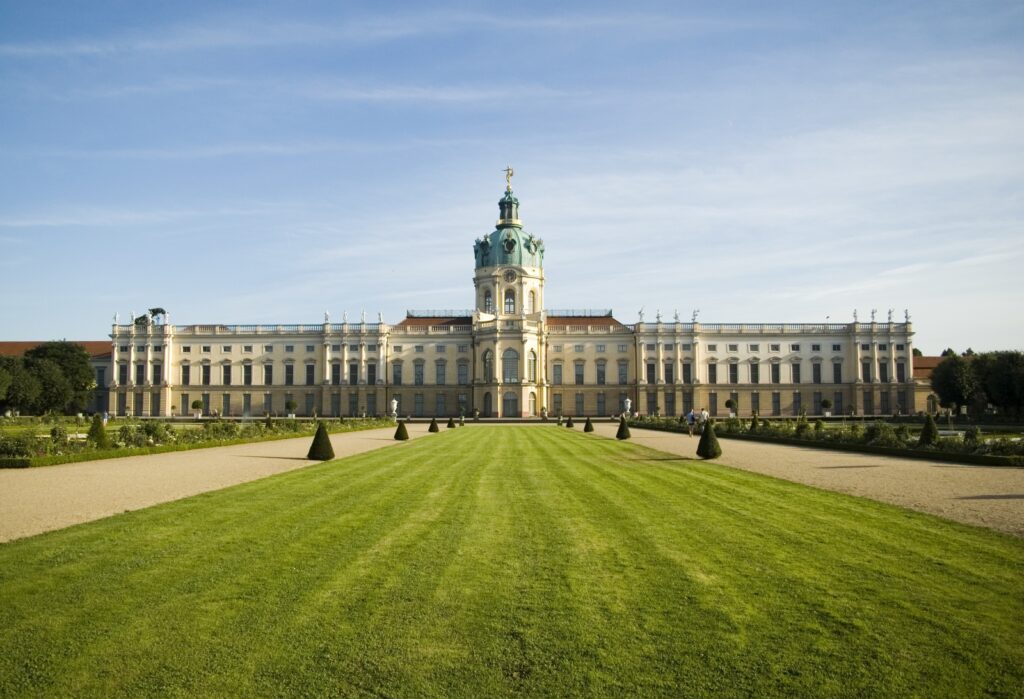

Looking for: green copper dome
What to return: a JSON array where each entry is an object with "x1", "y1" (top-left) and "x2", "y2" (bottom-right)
[{"x1": 474, "y1": 188, "x2": 545, "y2": 269}]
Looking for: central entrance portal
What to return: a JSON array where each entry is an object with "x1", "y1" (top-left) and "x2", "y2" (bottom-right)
[{"x1": 503, "y1": 391, "x2": 519, "y2": 417}]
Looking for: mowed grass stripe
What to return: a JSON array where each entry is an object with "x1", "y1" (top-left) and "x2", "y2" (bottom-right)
[{"x1": 0, "y1": 426, "x2": 1021, "y2": 698}]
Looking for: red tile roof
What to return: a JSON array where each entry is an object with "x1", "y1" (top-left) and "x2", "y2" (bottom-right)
[
  {"x1": 0, "y1": 341, "x2": 111, "y2": 359},
  {"x1": 913, "y1": 356, "x2": 943, "y2": 380}
]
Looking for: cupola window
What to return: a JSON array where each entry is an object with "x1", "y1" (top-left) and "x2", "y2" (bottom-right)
[{"x1": 483, "y1": 290, "x2": 493, "y2": 313}]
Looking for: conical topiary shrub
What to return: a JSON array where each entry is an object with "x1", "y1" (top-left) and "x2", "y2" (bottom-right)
[
  {"x1": 749, "y1": 413, "x2": 760, "y2": 434},
  {"x1": 306, "y1": 422, "x2": 335, "y2": 460},
  {"x1": 428, "y1": 417, "x2": 439, "y2": 433},
  {"x1": 447, "y1": 417, "x2": 456, "y2": 429},
  {"x1": 86, "y1": 413, "x2": 110, "y2": 449},
  {"x1": 696, "y1": 421, "x2": 722, "y2": 459},
  {"x1": 566, "y1": 416, "x2": 575, "y2": 428},
  {"x1": 264, "y1": 413, "x2": 273, "y2": 430},
  {"x1": 615, "y1": 415, "x2": 631, "y2": 440},
  {"x1": 584, "y1": 416, "x2": 594, "y2": 432},
  {"x1": 394, "y1": 419, "x2": 409, "y2": 441},
  {"x1": 918, "y1": 413, "x2": 938, "y2": 447}
]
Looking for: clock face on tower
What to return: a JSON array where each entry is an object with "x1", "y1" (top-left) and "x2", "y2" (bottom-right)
[{"x1": 504, "y1": 270, "x2": 517, "y2": 283}]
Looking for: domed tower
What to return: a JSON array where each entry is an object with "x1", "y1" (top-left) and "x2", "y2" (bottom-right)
[{"x1": 471, "y1": 169, "x2": 546, "y2": 417}]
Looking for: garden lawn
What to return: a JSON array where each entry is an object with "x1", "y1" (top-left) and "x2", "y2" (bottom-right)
[{"x1": 1, "y1": 427, "x2": 1021, "y2": 697}]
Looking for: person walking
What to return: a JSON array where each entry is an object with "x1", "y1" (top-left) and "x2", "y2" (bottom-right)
[{"x1": 686, "y1": 409, "x2": 696, "y2": 437}]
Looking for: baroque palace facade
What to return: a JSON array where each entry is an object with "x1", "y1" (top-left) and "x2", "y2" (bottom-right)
[{"x1": 104, "y1": 180, "x2": 922, "y2": 419}]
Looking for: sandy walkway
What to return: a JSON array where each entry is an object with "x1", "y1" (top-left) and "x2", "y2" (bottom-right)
[
  {"x1": 591, "y1": 422, "x2": 1024, "y2": 537},
  {"x1": 3, "y1": 423, "x2": 1022, "y2": 543},
  {"x1": 0, "y1": 424, "x2": 432, "y2": 543}
]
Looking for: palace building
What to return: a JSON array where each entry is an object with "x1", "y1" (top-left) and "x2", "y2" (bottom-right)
[{"x1": 101, "y1": 177, "x2": 925, "y2": 419}]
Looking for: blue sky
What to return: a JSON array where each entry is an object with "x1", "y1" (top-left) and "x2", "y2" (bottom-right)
[{"x1": 1, "y1": 1, "x2": 1021, "y2": 353}]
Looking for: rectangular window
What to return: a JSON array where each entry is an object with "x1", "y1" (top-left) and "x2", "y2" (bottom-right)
[
  {"x1": 812, "y1": 363, "x2": 821, "y2": 384},
  {"x1": 393, "y1": 364, "x2": 404, "y2": 386},
  {"x1": 895, "y1": 344, "x2": 905, "y2": 351},
  {"x1": 790, "y1": 344, "x2": 800, "y2": 352},
  {"x1": 458, "y1": 345, "x2": 468, "y2": 353},
  {"x1": 458, "y1": 363, "x2": 469, "y2": 385},
  {"x1": 305, "y1": 393, "x2": 315, "y2": 416},
  {"x1": 367, "y1": 363, "x2": 377, "y2": 385},
  {"x1": 264, "y1": 365, "x2": 273, "y2": 385},
  {"x1": 708, "y1": 364, "x2": 717, "y2": 384},
  {"x1": 707, "y1": 344, "x2": 717, "y2": 352},
  {"x1": 879, "y1": 363, "x2": 889, "y2": 383},
  {"x1": 553, "y1": 345, "x2": 562, "y2": 353},
  {"x1": 305, "y1": 364, "x2": 315, "y2": 386},
  {"x1": 833, "y1": 363, "x2": 842, "y2": 383},
  {"x1": 153, "y1": 345, "x2": 162, "y2": 353},
  {"x1": 683, "y1": 362, "x2": 692, "y2": 384},
  {"x1": 202, "y1": 346, "x2": 211, "y2": 353},
  {"x1": 861, "y1": 343, "x2": 871, "y2": 351},
  {"x1": 792, "y1": 363, "x2": 801, "y2": 384},
  {"x1": 436, "y1": 344, "x2": 446, "y2": 353},
  {"x1": 769, "y1": 344, "x2": 780, "y2": 352},
  {"x1": 458, "y1": 393, "x2": 468, "y2": 413},
  {"x1": 244, "y1": 364, "x2": 253, "y2": 386},
  {"x1": 331, "y1": 345, "x2": 341, "y2": 352},
  {"x1": 834, "y1": 391, "x2": 843, "y2": 415},
  {"x1": 646, "y1": 343, "x2": 656, "y2": 351},
  {"x1": 751, "y1": 392, "x2": 760, "y2": 415},
  {"x1": 243, "y1": 345, "x2": 253, "y2": 353},
  {"x1": 331, "y1": 363, "x2": 341, "y2": 386},
  {"x1": 264, "y1": 393, "x2": 273, "y2": 415},
  {"x1": 349, "y1": 345, "x2": 359, "y2": 352},
  {"x1": 832, "y1": 344, "x2": 841, "y2": 352},
  {"x1": 393, "y1": 346, "x2": 405, "y2": 353},
  {"x1": 349, "y1": 363, "x2": 358, "y2": 385},
  {"x1": 285, "y1": 345, "x2": 294, "y2": 353},
  {"x1": 596, "y1": 363, "x2": 606, "y2": 385},
  {"x1": 349, "y1": 393, "x2": 359, "y2": 416},
  {"x1": 202, "y1": 364, "x2": 211, "y2": 386},
  {"x1": 306, "y1": 345, "x2": 315, "y2": 353},
  {"x1": 897, "y1": 390, "x2": 907, "y2": 414},
  {"x1": 879, "y1": 344, "x2": 887, "y2": 351},
  {"x1": 792, "y1": 392, "x2": 802, "y2": 416},
  {"x1": 553, "y1": 364, "x2": 563, "y2": 385},
  {"x1": 222, "y1": 345, "x2": 232, "y2": 353},
  {"x1": 574, "y1": 344, "x2": 584, "y2": 353},
  {"x1": 223, "y1": 393, "x2": 231, "y2": 417},
  {"x1": 136, "y1": 345, "x2": 145, "y2": 353},
  {"x1": 436, "y1": 393, "x2": 447, "y2": 416},
  {"x1": 436, "y1": 362, "x2": 446, "y2": 385},
  {"x1": 771, "y1": 392, "x2": 781, "y2": 416},
  {"x1": 647, "y1": 362, "x2": 656, "y2": 383},
  {"x1": 414, "y1": 363, "x2": 424, "y2": 386},
  {"x1": 863, "y1": 391, "x2": 874, "y2": 415},
  {"x1": 880, "y1": 392, "x2": 890, "y2": 414},
  {"x1": 264, "y1": 345, "x2": 274, "y2": 353},
  {"x1": 181, "y1": 393, "x2": 189, "y2": 416},
  {"x1": 664, "y1": 363, "x2": 673, "y2": 384},
  {"x1": 749, "y1": 344, "x2": 759, "y2": 352},
  {"x1": 727, "y1": 344, "x2": 738, "y2": 352},
  {"x1": 729, "y1": 363, "x2": 738, "y2": 384},
  {"x1": 285, "y1": 365, "x2": 294, "y2": 386},
  {"x1": 150, "y1": 392, "x2": 160, "y2": 416},
  {"x1": 368, "y1": 345, "x2": 377, "y2": 352},
  {"x1": 575, "y1": 362, "x2": 585, "y2": 385},
  {"x1": 750, "y1": 363, "x2": 759, "y2": 384},
  {"x1": 618, "y1": 344, "x2": 628, "y2": 352},
  {"x1": 553, "y1": 393, "x2": 563, "y2": 416},
  {"x1": 771, "y1": 363, "x2": 780, "y2": 384},
  {"x1": 152, "y1": 364, "x2": 162, "y2": 384},
  {"x1": 135, "y1": 363, "x2": 145, "y2": 384},
  {"x1": 708, "y1": 393, "x2": 718, "y2": 417},
  {"x1": 862, "y1": 361, "x2": 871, "y2": 382},
  {"x1": 181, "y1": 346, "x2": 191, "y2": 353},
  {"x1": 596, "y1": 344, "x2": 606, "y2": 353},
  {"x1": 813, "y1": 391, "x2": 822, "y2": 414},
  {"x1": 576, "y1": 393, "x2": 585, "y2": 416},
  {"x1": 415, "y1": 345, "x2": 424, "y2": 353},
  {"x1": 896, "y1": 362, "x2": 906, "y2": 383},
  {"x1": 223, "y1": 365, "x2": 232, "y2": 386},
  {"x1": 681, "y1": 344, "x2": 692, "y2": 351},
  {"x1": 647, "y1": 392, "x2": 657, "y2": 415},
  {"x1": 597, "y1": 392, "x2": 606, "y2": 416},
  {"x1": 618, "y1": 361, "x2": 628, "y2": 385}
]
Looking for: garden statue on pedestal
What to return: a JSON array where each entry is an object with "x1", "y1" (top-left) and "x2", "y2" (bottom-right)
[
  {"x1": 390, "y1": 398, "x2": 398, "y2": 420},
  {"x1": 623, "y1": 398, "x2": 631, "y2": 417}
]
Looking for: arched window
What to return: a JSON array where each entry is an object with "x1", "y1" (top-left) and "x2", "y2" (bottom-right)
[
  {"x1": 527, "y1": 290, "x2": 536, "y2": 314},
  {"x1": 483, "y1": 350, "x2": 493, "y2": 382},
  {"x1": 528, "y1": 350, "x2": 537, "y2": 382},
  {"x1": 504, "y1": 289, "x2": 515, "y2": 314},
  {"x1": 529, "y1": 391, "x2": 537, "y2": 416},
  {"x1": 503, "y1": 348, "x2": 519, "y2": 383},
  {"x1": 483, "y1": 290, "x2": 493, "y2": 313}
]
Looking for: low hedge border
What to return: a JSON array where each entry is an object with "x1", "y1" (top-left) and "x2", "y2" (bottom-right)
[
  {"x1": 627, "y1": 422, "x2": 1024, "y2": 468},
  {"x1": 0, "y1": 419, "x2": 392, "y2": 469}
]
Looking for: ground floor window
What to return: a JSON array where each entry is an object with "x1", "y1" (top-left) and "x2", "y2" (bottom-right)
[
  {"x1": 596, "y1": 392, "x2": 606, "y2": 416},
  {"x1": 367, "y1": 394, "x2": 377, "y2": 416},
  {"x1": 436, "y1": 393, "x2": 447, "y2": 416},
  {"x1": 504, "y1": 391, "x2": 519, "y2": 417},
  {"x1": 664, "y1": 392, "x2": 675, "y2": 416},
  {"x1": 414, "y1": 393, "x2": 424, "y2": 417},
  {"x1": 834, "y1": 392, "x2": 844, "y2": 415},
  {"x1": 243, "y1": 393, "x2": 252, "y2": 417},
  {"x1": 863, "y1": 391, "x2": 874, "y2": 415},
  {"x1": 771, "y1": 392, "x2": 781, "y2": 416},
  {"x1": 134, "y1": 392, "x2": 143, "y2": 416},
  {"x1": 349, "y1": 393, "x2": 359, "y2": 416},
  {"x1": 305, "y1": 393, "x2": 315, "y2": 416},
  {"x1": 552, "y1": 393, "x2": 562, "y2": 416},
  {"x1": 750, "y1": 392, "x2": 759, "y2": 415},
  {"x1": 683, "y1": 391, "x2": 693, "y2": 415},
  {"x1": 880, "y1": 392, "x2": 890, "y2": 415},
  {"x1": 709, "y1": 392, "x2": 718, "y2": 416},
  {"x1": 264, "y1": 393, "x2": 272, "y2": 415},
  {"x1": 575, "y1": 392, "x2": 585, "y2": 416},
  {"x1": 792, "y1": 392, "x2": 801, "y2": 416},
  {"x1": 151, "y1": 392, "x2": 160, "y2": 416},
  {"x1": 529, "y1": 392, "x2": 537, "y2": 416},
  {"x1": 647, "y1": 392, "x2": 657, "y2": 415},
  {"x1": 813, "y1": 391, "x2": 822, "y2": 415},
  {"x1": 223, "y1": 393, "x2": 231, "y2": 416}
]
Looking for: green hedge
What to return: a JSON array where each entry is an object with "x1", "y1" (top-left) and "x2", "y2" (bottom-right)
[{"x1": 0, "y1": 418, "x2": 392, "y2": 469}]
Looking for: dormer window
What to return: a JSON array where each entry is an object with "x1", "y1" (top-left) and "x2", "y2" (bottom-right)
[{"x1": 503, "y1": 236, "x2": 516, "y2": 253}]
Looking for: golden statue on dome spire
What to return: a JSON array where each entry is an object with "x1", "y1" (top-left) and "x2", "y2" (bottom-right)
[{"x1": 503, "y1": 165, "x2": 514, "y2": 191}]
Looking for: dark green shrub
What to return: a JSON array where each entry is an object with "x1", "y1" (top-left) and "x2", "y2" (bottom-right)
[
  {"x1": 964, "y1": 426, "x2": 981, "y2": 447},
  {"x1": 918, "y1": 414, "x2": 939, "y2": 447},
  {"x1": 428, "y1": 418, "x2": 439, "y2": 433},
  {"x1": 446, "y1": 417, "x2": 456, "y2": 429},
  {"x1": 895, "y1": 424, "x2": 911, "y2": 443},
  {"x1": 584, "y1": 417, "x2": 594, "y2": 432},
  {"x1": 813, "y1": 420, "x2": 825, "y2": 437},
  {"x1": 795, "y1": 417, "x2": 811, "y2": 438},
  {"x1": 615, "y1": 415, "x2": 631, "y2": 440},
  {"x1": 86, "y1": 413, "x2": 109, "y2": 449},
  {"x1": 557, "y1": 415, "x2": 563, "y2": 426},
  {"x1": 307, "y1": 422, "x2": 335, "y2": 460},
  {"x1": 749, "y1": 413, "x2": 760, "y2": 433},
  {"x1": 566, "y1": 416, "x2": 575, "y2": 428},
  {"x1": 264, "y1": 414, "x2": 273, "y2": 430},
  {"x1": 394, "y1": 420, "x2": 409, "y2": 441},
  {"x1": 696, "y1": 421, "x2": 722, "y2": 459},
  {"x1": 49, "y1": 424, "x2": 69, "y2": 447}
]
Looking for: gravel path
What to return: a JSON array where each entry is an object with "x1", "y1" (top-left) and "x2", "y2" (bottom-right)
[
  {"x1": 3, "y1": 423, "x2": 1022, "y2": 543},
  {"x1": 0, "y1": 424, "x2": 432, "y2": 543},
  {"x1": 591, "y1": 422, "x2": 1024, "y2": 537}
]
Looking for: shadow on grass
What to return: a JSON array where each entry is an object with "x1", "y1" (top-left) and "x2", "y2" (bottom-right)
[
  {"x1": 244, "y1": 456, "x2": 309, "y2": 461},
  {"x1": 956, "y1": 494, "x2": 1024, "y2": 500},
  {"x1": 818, "y1": 464, "x2": 884, "y2": 469}
]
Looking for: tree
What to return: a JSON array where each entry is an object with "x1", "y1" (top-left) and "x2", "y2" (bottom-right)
[
  {"x1": 25, "y1": 357, "x2": 72, "y2": 414},
  {"x1": 428, "y1": 418, "x2": 439, "y2": 433},
  {"x1": 973, "y1": 351, "x2": 1024, "y2": 418},
  {"x1": 696, "y1": 421, "x2": 722, "y2": 459},
  {"x1": 0, "y1": 365, "x2": 11, "y2": 403},
  {"x1": 24, "y1": 342, "x2": 95, "y2": 413},
  {"x1": 912, "y1": 348, "x2": 923, "y2": 357},
  {"x1": 940, "y1": 348, "x2": 957, "y2": 357},
  {"x1": 615, "y1": 415, "x2": 631, "y2": 440},
  {"x1": 306, "y1": 422, "x2": 335, "y2": 460},
  {"x1": 918, "y1": 413, "x2": 938, "y2": 447},
  {"x1": 86, "y1": 413, "x2": 110, "y2": 449},
  {"x1": 584, "y1": 416, "x2": 594, "y2": 432},
  {"x1": 930, "y1": 354, "x2": 977, "y2": 414},
  {"x1": 394, "y1": 419, "x2": 409, "y2": 440},
  {"x1": 820, "y1": 398, "x2": 833, "y2": 415},
  {"x1": 0, "y1": 357, "x2": 41, "y2": 414},
  {"x1": 748, "y1": 413, "x2": 760, "y2": 433},
  {"x1": 724, "y1": 398, "x2": 736, "y2": 415}
]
